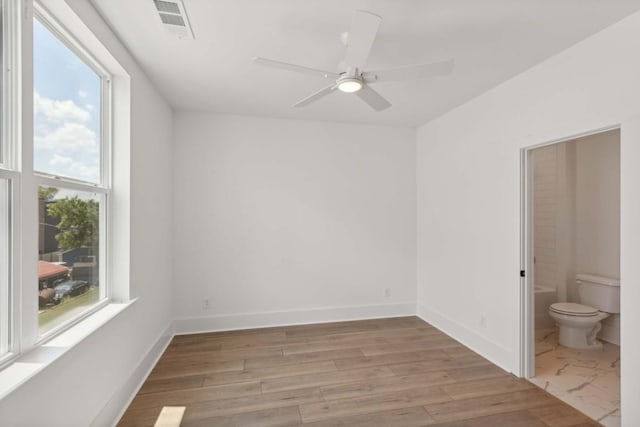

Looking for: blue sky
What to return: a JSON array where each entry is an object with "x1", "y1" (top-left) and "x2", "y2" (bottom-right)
[{"x1": 33, "y1": 18, "x2": 101, "y2": 184}]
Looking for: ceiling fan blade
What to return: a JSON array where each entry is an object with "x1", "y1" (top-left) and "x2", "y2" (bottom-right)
[
  {"x1": 344, "y1": 10, "x2": 382, "y2": 72},
  {"x1": 356, "y1": 85, "x2": 391, "y2": 111},
  {"x1": 363, "y1": 59, "x2": 454, "y2": 83},
  {"x1": 292, "y1": 84, "x2": 337, "y2": 108},
  {"x1": 253, "y1": 57, "x2": 339, "y2": 79}
]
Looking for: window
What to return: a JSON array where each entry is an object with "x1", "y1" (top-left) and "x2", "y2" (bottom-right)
[
  {"x1": 0, "y1": 0, "x2": 125, "y2": 370},
  {"x1": 33, "y1": 14, "x2": 110, "y2": 337}
]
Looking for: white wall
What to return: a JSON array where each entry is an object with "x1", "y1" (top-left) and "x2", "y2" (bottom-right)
[
  {"x1": 575, "y1": 131, "x2": 620, "y2": 279},
  {"x1": 559, "y1": 141, "x2": 577, "y2": 303},
  {"x1": 416, "y1": 10, "x2": 640, "y2": 425},
  {"x1": 173, "y1": 114, "x2": 416, "y2": 332},
  {"x1": 532, "y1": 145, "x2": 559, "y2": 292},
  {"x1": 575, "y1": 131, "x2": 621, "y2": 345},
  {"x1": 532, "y1": 144, "x2": 562, "y2": 329},
  {"x1": 0, "y1": 1, "x2": 174, "y2": 426}
]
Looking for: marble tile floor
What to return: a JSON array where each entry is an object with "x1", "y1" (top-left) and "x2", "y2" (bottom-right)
[{"x1": 529, "y1": 327, "x2": 620, "y2": 427}]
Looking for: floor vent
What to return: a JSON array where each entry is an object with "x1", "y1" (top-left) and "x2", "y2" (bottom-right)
[{"x1": 153, "y1": 0, "x2": 194, "y2": 39}]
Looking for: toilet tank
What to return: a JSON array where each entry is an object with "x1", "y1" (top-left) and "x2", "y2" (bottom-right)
[{"x1": 576, "y1": 274, "x2": 620, "y2": 313}]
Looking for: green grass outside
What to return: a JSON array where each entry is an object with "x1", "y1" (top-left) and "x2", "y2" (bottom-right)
[{"x1": 38, "y1": 287, "x2": 100, "y2": 334}]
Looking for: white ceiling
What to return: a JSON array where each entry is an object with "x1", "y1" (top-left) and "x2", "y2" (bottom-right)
[{"x1": 93, "y1": 0, "x2": 640, "y2": 127}]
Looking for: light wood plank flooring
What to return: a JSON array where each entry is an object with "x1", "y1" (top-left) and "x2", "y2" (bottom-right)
[{"x1": 118, "y1": 317, "x2": 600, "y2": 426}]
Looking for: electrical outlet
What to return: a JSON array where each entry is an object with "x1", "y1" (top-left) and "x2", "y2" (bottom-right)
[
  {"x1": 384, "y1": 288, "x2": 391, "y2": 298},
  {"x1": 203, "y1": 298, "x2": 211, "y2": 309}
]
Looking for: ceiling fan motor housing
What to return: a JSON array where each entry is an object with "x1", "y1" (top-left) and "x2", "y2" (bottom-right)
[{"x1": 336, "y1": 75, "x2": 363, "y2": 93}]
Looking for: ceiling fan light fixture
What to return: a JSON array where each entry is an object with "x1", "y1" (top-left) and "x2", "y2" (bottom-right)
[{"x1": 337, "y1": 77, "x2": 362, "y2": 93}]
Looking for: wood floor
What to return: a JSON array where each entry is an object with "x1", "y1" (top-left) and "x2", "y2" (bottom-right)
[{"x1": 119, "y1": 317, "x2": 599, "y2": 426}]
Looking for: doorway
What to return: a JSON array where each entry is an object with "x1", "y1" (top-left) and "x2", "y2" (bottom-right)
[{"x1": 520, "y1": 127, "x2": 621, "y2": 426}]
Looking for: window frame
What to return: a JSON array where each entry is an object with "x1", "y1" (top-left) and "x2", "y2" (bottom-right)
[
  {"x1": 0, "y1": 0, "x2": 22, "y2": 367},
  {"x1": 32, "y1": 5, "x2": 113, "y2": 341},
  {"x1": 0, "y1": 0, "x2": 121, "y2": 370},
  {"x1": 0, "y1": 179, "x2": 11, "y2": 358}
]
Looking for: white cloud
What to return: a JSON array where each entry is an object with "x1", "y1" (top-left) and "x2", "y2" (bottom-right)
[
  {"x1": 78, "y1": 89, "x2": 88, "y2": 98},
  {"x1": 34, "y1": 91, "x2": 91, "y2": 124},
  {"x1": 85, "y1": 104, "x2": 95, "y2": 111},
  {"x1": 35, "y1": 121, "x2": 98, "y2": 152},
  {"x1": 34, "y1": 92, "x2": 100, "y2": 183},
  {"x1": 49, "y1": 154, "x2": 73, "y2": 167},
  {"x1": 48, "y1": 154, "x2": 99, "y2": 183}
]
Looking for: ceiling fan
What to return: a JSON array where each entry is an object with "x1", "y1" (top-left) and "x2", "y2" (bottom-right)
[{"x1": 254, "y1": 10, "x2": 454, "y2": 112}]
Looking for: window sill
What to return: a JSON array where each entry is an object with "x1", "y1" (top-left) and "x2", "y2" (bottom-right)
[{"x1": 0, "y1": 298, "x2": 137, "y2": 401}]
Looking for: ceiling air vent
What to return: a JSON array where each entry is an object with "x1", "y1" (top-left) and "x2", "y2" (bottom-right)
[{"x1": 153, "y1": 0, "x2": 194, "y2": 39}]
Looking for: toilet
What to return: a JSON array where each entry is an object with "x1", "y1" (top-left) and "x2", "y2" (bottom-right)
[{"x1": 548, "y1": 274, "x2": 620, "y2": 350}]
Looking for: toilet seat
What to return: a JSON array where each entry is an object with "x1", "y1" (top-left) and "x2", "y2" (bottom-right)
[{"x1": 550, "y1": 302, "x2": 599, "y2": 317}]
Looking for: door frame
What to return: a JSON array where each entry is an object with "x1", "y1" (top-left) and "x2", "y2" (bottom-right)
[{"x1": 518, "y1": 124, "x2": 620, "y2": 378}]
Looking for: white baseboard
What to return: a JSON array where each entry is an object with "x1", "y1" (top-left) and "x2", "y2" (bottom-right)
[
  {"x1": 416, "y1": 302, "x2": 514, "y2": 373},
  {"x1": 90, "y1": 322, "x2": 175, "y2": 427},
  {"x1": 174, "y1": 302, "x2": 417, "y2": 335}
]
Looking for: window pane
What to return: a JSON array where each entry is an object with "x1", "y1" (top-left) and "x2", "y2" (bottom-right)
[
  {"x1": 33, "y1": 19, "x2": 101, "y2": 184},
  {"x1": 38, "y1": 186, "x2": 102, "y2": 335},
  {"x1": 0, "y1": 180, "x2": 8, "y2": 356}
]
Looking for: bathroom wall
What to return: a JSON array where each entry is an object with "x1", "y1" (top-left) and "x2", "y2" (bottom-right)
[
  {"x1": 533, "y1": 145, "x2": 559, "y2": 292},
  {"x1": 575, "y1": 131, "x2": 620, "y2": 280},
  {"x1": 533, "y1": 145, "x2": 563, "y2": 329},
  {"x1": 532, "y1": 141, "x2": 576, "y2": 326},
  {"x1": 532, "y1": 140, "x2": 577, "y2": 305},
  {"x1": 560, "y1": 142, "x2": 577, "y2": 304},
  {"x1": 575, "y1": 130, "x2": 621, "y2": 344}
]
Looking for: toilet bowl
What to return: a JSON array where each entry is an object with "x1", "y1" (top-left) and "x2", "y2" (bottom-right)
[
  {"x1": 548, "y1": 303, "x2": 609, "y2": 350},
  {"x1": 548, "y1": 274, "x2": 620, "y2": 350}
]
